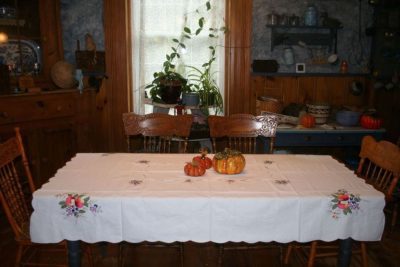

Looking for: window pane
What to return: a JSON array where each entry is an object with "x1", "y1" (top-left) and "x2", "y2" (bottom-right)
[{"x1": 131, "y1": 0, "x2": 225, "y2": 114}]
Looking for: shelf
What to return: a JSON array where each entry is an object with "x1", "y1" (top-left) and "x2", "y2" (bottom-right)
[
  {"x1": 0, "y1": 18, "x2": 25, "y2": 26},
  {"x1": 266, "y1": 25, "x2": 341, "y2": 52}
]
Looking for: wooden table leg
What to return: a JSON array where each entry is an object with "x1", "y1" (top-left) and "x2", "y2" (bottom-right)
[
  {"x1": 67, "y1": 240, "x2": 82, "y2": 267},
  {"x1": 338, "y1": 238, "x2": 352, "y2": 267}
]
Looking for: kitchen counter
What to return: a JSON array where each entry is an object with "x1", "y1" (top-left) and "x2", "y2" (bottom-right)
[{"x1": 273, "y1": 125, "x2": 385, "y2": 146}]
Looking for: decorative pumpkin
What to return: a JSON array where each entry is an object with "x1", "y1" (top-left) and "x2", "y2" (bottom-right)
[
  {"x1": 212, "y1": 148, "x2": 246, "y2": 175},
  {"x1": 192, "y1": 149, "x2": 212, "y2": 169},
  {"x1": 300, "y1": 114, "x2": 316, "y2": 128},
  {"x1": 360, "y1": 114, "x2": 383, "y2": 129},
  {"x1": 184, "y1": 161, "x2": 206, "y2": 177}
]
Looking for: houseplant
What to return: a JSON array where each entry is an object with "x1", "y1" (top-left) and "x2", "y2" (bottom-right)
[
  {"x1": 146, "y1": 0, "x2": 225, "y2": 110},
  {"x1": 146, "y1": 2, "x2": 213, "y2": 105},
  {"x1": 187, "y1": 26, "x2": 226, "y2": 115}
]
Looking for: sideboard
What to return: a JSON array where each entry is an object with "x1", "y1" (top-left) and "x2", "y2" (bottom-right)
[
  {"x1": 262, "y1": 126, "x2": 385, "y2": 169},
  {"x1": 0, "y1": 89, "x2": 96, "y2": 186}
]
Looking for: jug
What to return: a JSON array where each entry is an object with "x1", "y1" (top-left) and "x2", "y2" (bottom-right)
[{"x1": 304, "y1": 4, "x2": 318, "y2": 26}]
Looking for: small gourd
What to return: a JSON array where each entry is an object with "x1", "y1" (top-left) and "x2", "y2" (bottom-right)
[
  {"x1": 192, "y1": 148, "x2": 212, "y2": 169},
  {"x1": 184, "y1": 161, "x2": 206, "y2": 177},
  {"x1": 300, "y1": 114, "x2": 316, "y2": 128}
]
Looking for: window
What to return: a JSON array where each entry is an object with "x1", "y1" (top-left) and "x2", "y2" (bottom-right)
[{"x1": 131, "y1": 0, "x2": 225, "y2": 114}]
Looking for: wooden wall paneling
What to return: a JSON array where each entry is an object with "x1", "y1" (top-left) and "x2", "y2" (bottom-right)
[
  {"x1": 39, "y1": 0, "x2": 64, "y2": 84},
  {"x1": 263, "y1": 77, "x2": 283, "y2": 101},
  {"x1": 297, "y1": 77, "x2": 316, "y2": 104},
  {"x1": 74, "y1": 89, "x2": 97, "y2": 152},
  {"x1": 345, "y1": 76, "x2": 369, "y2": 107},
  {"x1": 314, "y1": 77, "x2": 331, "y2": 104},
  {"x1": 225, "y1": 0, "x2": 252, "y2": 115},
  {"x1": 251, "y1": 76, "x2": 265, "y2": 114},
  {"x1": 103, "y1": 0, "x2": 131, "y2": 152},
  {"x1": 281, "y1": 77, "x2": 298, "y2": 106}
]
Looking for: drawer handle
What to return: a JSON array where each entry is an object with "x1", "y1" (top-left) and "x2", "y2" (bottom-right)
[
  {"x1": 36, "y1": 101, "x2": 45, "y2": 108},
  {"x1": 0, "y1": 111, "x2": 8, "y2": 118}
]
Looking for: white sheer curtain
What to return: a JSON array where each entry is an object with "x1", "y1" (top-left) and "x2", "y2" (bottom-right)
[{"x1": 131, "y1": 0, "x2": 225, "y2": 114}]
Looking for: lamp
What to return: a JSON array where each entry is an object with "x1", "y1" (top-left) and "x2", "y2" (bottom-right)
[{"x1": 0, "y1": 32, "x2": 8, "y2": 43}]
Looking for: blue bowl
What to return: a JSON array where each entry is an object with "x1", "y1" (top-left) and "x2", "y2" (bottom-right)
[{"x1": 336, "y1": 110, "x2": 361, "y2": 126}]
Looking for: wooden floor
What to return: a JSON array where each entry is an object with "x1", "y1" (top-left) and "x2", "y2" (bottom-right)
[{"x1": 1, "y1": 214, "x2": 399, "y2": 267}]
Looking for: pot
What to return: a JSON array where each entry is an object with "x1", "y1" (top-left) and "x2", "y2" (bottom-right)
[
  {"x1": 182, "y1": 92, "x2": 200, "y2": 106},
  {"x1": 350, "y1": 81, "x2": 364, "y2": 96}
]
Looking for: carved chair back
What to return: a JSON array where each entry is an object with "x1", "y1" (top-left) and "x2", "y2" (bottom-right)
[
  {"x1": 357, "y1": 135, "x2": 400, "y2": 201},
  {"x1": 0, "y1": 127, "x2": 35, "y2": 242},
  {"x1": 122, "y1": 113, "x2": 194, "y2": 153},
  {"x1": 208, "y1": 114, "x2": 278, "y2": 154}
]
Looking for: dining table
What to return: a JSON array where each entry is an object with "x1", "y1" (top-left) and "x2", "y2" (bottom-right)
[{"x1": 30, "y1": 153, "x2": 386, "y2": 267}]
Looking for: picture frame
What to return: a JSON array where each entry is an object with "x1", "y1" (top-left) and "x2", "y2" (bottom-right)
[{"x1": 296, "y1": 63, "x2": 306, "y2": 73}]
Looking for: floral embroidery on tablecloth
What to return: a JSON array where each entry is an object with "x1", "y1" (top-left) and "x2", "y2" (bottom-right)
[
  {"x1": 330, "y1": 189, "x2": 361, "y2": 219},
  {"x1": 58, "y1": 193, "x2": 101, "y2": 218}
]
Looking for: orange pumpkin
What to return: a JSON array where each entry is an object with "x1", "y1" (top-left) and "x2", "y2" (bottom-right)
[
  {"x1": 300, "y1": 114, "x2": 316, "y2": 128},
  {"x1": 360, "y1": 114, "x2": 382, "y2": 129},
  {"x1": 212, "y1": 148, "x2": 246, "y2": 175},
  {"x1": 184, "y1": 161, "x2": 206, "y2": 177},
  {"x1": 193, "y1": 149, "x2": 212, "y2": 169}
]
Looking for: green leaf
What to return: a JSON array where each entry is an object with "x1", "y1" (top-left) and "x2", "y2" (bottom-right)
[
  {"x1": 184, "y1": 27, "x2": 191, "y2": 34},
  {"x1": 209, "y1": 34, "x2": 215, "y2": 38},
  {"x1": 180, "y1": 43, "x2": 186, "y2": 49},
  {"x1": 202, "y1": 63, "x2": 209, "y2": 67},
  {"x1": 166, "y1": 55, "x2": 170, "y2": 60},
  {"x1": 195, "y1": 28, "x2": 202, "y2": 35},
  {"x1": 184, "y1": 34, "x2": 191, "y2": 39},
  {"x1": 332, "y1": 204, "x2": 338, "y2": 209},
  {"x1": 199, "y1": 17, "x2": 204, "y2": 27},
  {"x1": 172, "y1": 47, "x2": 177, "y2": 52},
  {"x1": 172, "y1": 38, "x2": 179, "y2": 43},
  {"x1": 206, "y1": 1, "x2": 211, "y2": 10}
]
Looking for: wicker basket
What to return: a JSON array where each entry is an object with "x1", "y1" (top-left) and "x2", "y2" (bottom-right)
[{"x1": 256, "y1": 96, "x2": 283, "y2": 115}]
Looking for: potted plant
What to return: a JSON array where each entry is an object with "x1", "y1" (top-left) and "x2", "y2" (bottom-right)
[
  {"x1": 145, "y1": 40, "x2": 190, "y2": 104},
  {"x1": 187, "y1": 26, "x2": 226, "y2": 115},
  {"x1": 146, "y1": 2, "x2": 214, "y2": 105}
]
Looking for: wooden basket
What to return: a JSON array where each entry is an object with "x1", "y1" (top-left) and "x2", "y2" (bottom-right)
[{"x1": 256, "y1": 97, "x2": 283, "y2": 115}]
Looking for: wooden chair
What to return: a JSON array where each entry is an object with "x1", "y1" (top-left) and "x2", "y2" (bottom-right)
[
  {"x1": 122, "y1": 112, "x2": 194, "y2": 153},
  {"x1": 121, "y1": 113, "x2": 191, "y2": 267},
  {"x1": 208, "y1": 113, "x2": 278, "y2": 154},
  {"x1": 0, "y1": 128, "x2": 93, "y2": 267},
  {"x1": 284, "y1": 135, "x2": 400, "y2": 267},
  {"x1": 208, "y1": 114, "x2": 279, "y2": 266}
]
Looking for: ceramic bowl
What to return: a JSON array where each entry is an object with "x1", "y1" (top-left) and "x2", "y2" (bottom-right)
[{"x1": 336, "y1": 110, "x2": 361, "y2": 126}]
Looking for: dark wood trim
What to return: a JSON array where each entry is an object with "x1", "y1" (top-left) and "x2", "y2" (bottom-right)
[
  {"x1": 225, "y1": 0, "x2": 253, "y2": 115},
  {"x1": 103, "y1": 0, "x2": 131, "y2": 152}
]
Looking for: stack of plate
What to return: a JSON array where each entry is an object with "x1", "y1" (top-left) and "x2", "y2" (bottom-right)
[{"x1": 306, "y1": 103, "x2": 330, "y2": 124}]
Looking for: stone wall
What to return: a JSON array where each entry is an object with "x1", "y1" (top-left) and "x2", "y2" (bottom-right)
[
  {"x1": 60, "y1": 0, "x2": 104, "y2": 65},
  {"x1": 252, "y1": 0, "x2": 374, "y2": 74}
]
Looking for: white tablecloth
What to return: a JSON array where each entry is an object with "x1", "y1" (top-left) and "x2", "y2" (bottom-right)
[{"x1": 30, "y1": 153, "x2": 385, "y2": 244}]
